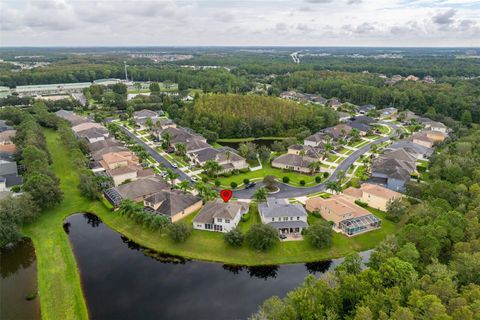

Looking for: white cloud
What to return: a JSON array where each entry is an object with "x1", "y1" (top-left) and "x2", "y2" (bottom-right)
[{"x1": 0, "y1": 0, "x2": 478, "y2": 46}]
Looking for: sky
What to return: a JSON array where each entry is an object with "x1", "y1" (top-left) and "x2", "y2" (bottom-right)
[{"x1": 1, "y1": 0, "x2": 480, "y2": 47}]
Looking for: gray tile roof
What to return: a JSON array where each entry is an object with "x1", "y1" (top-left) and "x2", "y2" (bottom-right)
[
  {"x1": 258, "y1": 198, "x2": 308, "y2": 218},
  {"x1": 55, "y1": 109, "x2": 88, "y2": 126},
  {"x1": 91, "y1": 146, "x2": 128, "y2": 161},
  {"x1": 193, "y1": 199, "x2": 249, "y2": 224},
  {"x1": 77, "y1": 127, "x2": 109, "y2": 139},
  {"x1": 189, "y1": 147, "x2": 220, "y2": 163},
  {"x1": 114, "y1": 176, "x2": 169, "y2": 200},
  {"x1": 145, "y1": 189, "x2": 201, "y2": 217},
  {"x1": 133, "y1": 109, "x2": 158, "y2": 119},
  {"x1": 272, "y1": 153, "x2": 313, "y2": 169},
  {"x1": 88, "y1": 139, "x2": 123, "y2": 152},
  {"x1": 388, "y1": 141, "x2": 433, "y2": 158}
]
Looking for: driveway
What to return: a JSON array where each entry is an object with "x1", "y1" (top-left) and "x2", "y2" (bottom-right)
[{"x1": 233, "y1": 122, "x2": 400, "y2": 199}]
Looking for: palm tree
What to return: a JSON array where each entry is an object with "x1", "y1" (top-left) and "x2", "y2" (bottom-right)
[
  {"x1": 175, "y1": 143, "x2": 187, "y2": 157},
  {"x1": 118, "y1": 199, "x2": 138, "y2": 217},
  {"x1": 350, "y1": 128, "x2": 360, "y2": 142},
  {"x1": 326, "y1": 181, "x2": 341, "y2": 194},
  {"x1": 176, "y1": 180, "x2": 191, "y2": 193},
  {"x1": 308, "y1": 161, "x2": 322, "y2": 174},
  {"x1": 165, "y1": 168, "x2": 179, "y2": 186},
  {"x1": 254, "y1": 187, "x2": 268, "y2": 201},
  {"x1": 144, "y1": 118, "x2": 154, "y2": 131},
  {"x1": 203, "y1": 160, "x2": 222, "y2": 178},
  {"x1": 161, "y1": 132, "x2": 172, "y2": 150}
]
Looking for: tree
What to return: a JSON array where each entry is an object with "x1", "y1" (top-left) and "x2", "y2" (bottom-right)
[
  {"x1": 224, "y1": 228, "x2": 244, "y2": 247},
  {"x1": 350, "y1": 128, "x2": 361, "y2": 142},
  {"x1": 326, "y1": 181, "x2": 341, "y2": 194},
  {"x1": 263, "y1": 175, "x2": 278, "y2": 191},
  {"x1": 461, "y1": 110, "x2": 472, "y2": 125},
  {"x1": 308, "y1": 161, "x2": 322, "y2": 174},
  {"x1": 111, "y1": 83, "x2": 127, "y2": 96},
  {"x1": 203, "y1": 160, "x2": 222, "y2": 178},
  {"x1": 79, "y1": 171, "x2": 101, "y2": 200},
  {"x1": 386, "y1": 198, "x2": 407, "y2": 222},
  {"x1": 336, "y1": 253, "x2": 362, "y2": 275},
  {"x1": 246, "y1": 224, "x2": 279, "y2": 251},
  {"x1": 144, "y1": 118, "x2": 154, "y2": 131},
  {"x1": 255, "y1": 187, "x2": 268, "y2": 201},
  {"x1": 304, "y1": 221, "x2": 333, "y2": 249},
  {"x1": 168, "y1": 222, "x2": 192, "y2": 243},
  {"x1": 134, "y1": 82, "x2": 142, "y2": 92},
  {"x1": 238, "y1": 142, "x2": 257, "y2": 161},
  {"x1": 0, "y1": 194, "x2": 39, "y2": 246},
  {"x1": 176, "y1": 180, "x2": 191, "y2": 193},
  {"x1": 258, "y1": 145, "x2": 271, "y2": 163},
  {"x1": 161, "y1": 132, "x2": 172, "y2": 149},
  {"x1": 165, "y1": 168, "x2": 179, "y2": 186},
  {"x1": 175, "y1": 143, "x2": 187, "y2": 157},
  {"x1": 23, "y1": 172, "x2": 63, "y2": 209},
  {"x1": 149, "y1": 82, "x2": 160, "y2": 94}
]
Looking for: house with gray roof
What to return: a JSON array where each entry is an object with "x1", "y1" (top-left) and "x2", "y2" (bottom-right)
[
  {"x1": 55, "y1": 109, "x2": 88, "y2": 127},
  {"x1": 188, "y1": 147, "x2": 248, "y2": 173},
  {"x1": 144, "y1": 189, "x2": 202, "y2": 223},
  {"x1": 91, "y1": 145, "x2": 128, "y2": 161},
  {"x1": 358, "y1": 104, "x2": 376, "y2": 115},
  {"x1": 104, "y1": 176, "x2": 169, "y2": 206},
  {"x1": 271, "y1": 144, "x2": 322, "y2": 174},
  {"x1": 133, "y1": 109, "x2": 159, "y2": 119},
  {"x1": 258, "y1": 198, "x2": 308, "y2": 235},
  {"x1": 370, "y1": 149, "x2": 417, "y2": 192},
  {"x1": 193, "y1": 199, "x2": 249, "y2": 233},
  {"x1": 76, "y1": 126, "x2": 110, "y2": 143},
  {"x1": 88, "y1": 138, "x2": 124, "y2": 153},
  {"x1": 388, "y1": 141, "x2": 433, "y2": 160}
]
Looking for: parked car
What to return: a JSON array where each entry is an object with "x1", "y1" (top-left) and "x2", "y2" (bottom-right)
[
  {"x1": 191, "y1": 176, "x2": 198, "y2": 182},
  {"x1": 171, "y1": 163, "x2": 178, "y2": 169},
  {"x1": 245, "y1": 182, "x2": 256, "y2": 189}
]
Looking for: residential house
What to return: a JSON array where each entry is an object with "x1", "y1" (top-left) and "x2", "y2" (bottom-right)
[
  {"x1": 423, "y1": 121, "x2": 447, "y2": 133},
  {"x1": 55, "y1": 109, "x2": 88, "y2": 126},
  {"x1": 378, "y1": 107, "x2": 398, "y2": 119},
  {"x1": 104, "y1": 176, "x2": 170, "y2": 206},
  {"x1": 271, "y1": 144, "x2": 322, "y2": 173},
  {"x1": 324, "y1": 124, "x2": 353, "y2": 143},
  {"x1": 358, "y1": 104, "x2": 376, "y2": 115},
  {"x1": 388, "y1": 141, "x2": 433, "y2": 160},
  {"x1": 71, "y1": 121, "x2": 104, "y2": 133},
  {"x1": 338, "y1": 112, "x2": 351, "y2": 122},
  {"x1": 327, "y1": 98, "x2": 342, "y2": 110},
  {"x1": 258, "y1": 198, "x2": 308, "y2": 235},
  {"x1": 370, "y1": 149, "x2": 417, "y2": 192},
  {"x1": 305, "y1": 195, "x2": 381, "y2": 236},
  {"x1": 343, "y1": 183, "x2": 402, "y2": 211},
  {"x1": 144, "y1": 189, "x2": 202, "y2": 223},
  {"x1": 0, "y1": 129, "x2": 16, "y2": 145},
  {"x1": 304, "y1": 132, "x2": 327, "y2": 147},
  {"x1": 77, "y1": 127, "x2": 110, "y2": 143},
  {"x1": 405, "y1": 75, "x2": 419, "y2": 81},
  {"x1": 0, "y1": 155, "x2": 23, "y2": 189},
  {"x1": 193, "y1": 199, "x2": 249, "y2": 232},
  {"x1": 188, "y1": 147, "x2": 248, "y2": 173},
  {"x1": 133, "y1": 109, "x2": 159, "y2": 120},
  {"x1": 423, "y1": 75, "x2": 435, "y2": 84},
  {"x1": 99, "y1": 151, "x2": 143, "y2": 185},
  {"x1": 91, "y1": 146, "x2": 129, "y2": 162},
  {"x1": 411, "y1": 130, "x2": 446, "y2": 148},
  {"x1": 0, "y1": 120, "x2": 13, "y2": 132},
  {"x1": 347, "y1": 116, "x2": 375, "y2": 135},
  {"x1": 88, "y1": 138, "x2": 124, "y2": 153}
]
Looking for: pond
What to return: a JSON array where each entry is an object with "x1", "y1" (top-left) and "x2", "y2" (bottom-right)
[
  {"x1": 66, "y1": 213, "x2": 371, "y2": 320},
  {"x1": 217, "y1": 138, "x2": 284, "y2": 150},
  {"x1": 0, "y1": 238, "x2": 41, "y2": 320}
]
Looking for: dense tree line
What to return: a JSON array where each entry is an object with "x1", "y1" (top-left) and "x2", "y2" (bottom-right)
[
  {"x1": 252, "y1": 127, "x2": 480, "y2": 319},
  {"x1": 272, "y1": 71, "x2": 480, "y2": 123},
  {"x1": 0, "y1": 108, "x2": 63, "y2": 246},
  {"x1": 173, "y1": 94, "x2": 338, "y2": 138}
]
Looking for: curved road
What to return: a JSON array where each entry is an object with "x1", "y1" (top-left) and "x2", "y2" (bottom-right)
[{"x1": 233, "y1": 122, "x2": 400, "y2": 199}]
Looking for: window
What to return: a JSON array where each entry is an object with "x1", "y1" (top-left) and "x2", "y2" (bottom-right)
[
  {"x1": 205, "y1": 224, "x2": 212, "y2": 230},
  {"x1": 217, "y1": 218, "x2": 222, "y2": 222},
  {"x1": 225, "y1": 219, "x2": 230, "y2": 223},
  {"x1": 283, "y1": 217, "x2": 288, "y2": 221},
  {"x1": 290, "y1": 217, "x2": 293, "y2": 221},
  {"x1": 297, "y1": 217, "x2": 300, "y2": 220},
  {"x1": 271, "y1": 218, "x2": 275, "y2": 222}
]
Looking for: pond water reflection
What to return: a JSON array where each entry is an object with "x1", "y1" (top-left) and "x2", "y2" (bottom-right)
[
  {"x1": 0, "y1": 238, "x2": 41, "y2": 320},
  {"x1": 66, "y1": 213, "x2": 370, "y2": 320}
]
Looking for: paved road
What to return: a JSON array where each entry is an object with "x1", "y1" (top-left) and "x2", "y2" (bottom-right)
[
  {"x1": 118, "y1": 126, "x2": 193, "y2": 183},
  {"x1": 233, "y1": 122, "x2": 400, "y2": 199}
]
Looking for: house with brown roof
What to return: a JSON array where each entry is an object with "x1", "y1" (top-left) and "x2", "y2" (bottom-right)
[
  {"x1": 55, "y1": 109, "x2": 88, "y2": 126},
  {"x1": 411, "y1": 130, "x2": 446, "y2": 148},
  {"x1": 193, "y1": 199, "x2": 249, "y2": 232},
  {"x1": 72, "y1": 121, "x2": 104, "y2": 133},
  {"x1": 305, "y1": 195, "x2": 381, "y2": 236},
  {"x1": 104, "y1": 176, "x2": 170, "y2": 206},
  {"x1": 99, "y1": 151, "x2": 146, "y2": 186},
  {"x1": 271, "y1": 145, "x2": 323, "y2": 173},
  {"x1": 144, "y1": 189, "x2": 202, "y2": 223},
  {"x1": 188, "y1": 148, "x2": 248, "y2": 173},
  {"x1": 0, "y1": 130, "x2": 16, "y2": 145},
  {"x1": 88, "y1": 138, "x2": 124, "y2": 153},
  {"x1": 343, "y1": 183, "x2": 402, "y2": 211}
]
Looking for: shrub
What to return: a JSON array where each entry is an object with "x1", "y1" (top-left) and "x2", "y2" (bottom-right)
[
  {"x1": 224, "y1": 228, "x2": 244, "y2": 247},
  {"x1": 243, "y1": 178, "x2": 250, "y2": 184},
  {"x1": 315, "y1": 176, "x2": 321, "y2": 183},
  {"x1": 246, "y1": 224, "x2": 279, "y2": 251},
  {"x1": 239, "y1": 168, "x2": 249, "y2": 174},
  {"x1": 355, "y1": 199, "x2": 369, "y2": 208},
  {"x1": 304, "y1": 221, "x2": 333, "y2": 249},
  {"x1": 223, "y1": 171, "x2": 232, "y2": 177},
  {"x1": 215, "y1": 179, "x2": 221, "y2": 187},
  {"x1": 282, "y1": 176, "x2": 290, "y2": 183},
  {"x1": 168, "y1": 222, "x2": 192, "y2": 243},
  {"x1": 323, "y1": 172, "x2": 329, "y2": 178},
  {"x1": 202, "y1": 176, "x2": 208, "y2": 183},
  {"x1": 312, "y1": 210, "x2": 322, "y2": 218},
  {"x1": 241, "y1": 213, "x2": 251, "y2": 222},
  {"x1": 230, "y1": 182, "x2": 238, "y2": 189},
  {"x1": 300, "y1": 180, "x2": 306, "y2": 186}
]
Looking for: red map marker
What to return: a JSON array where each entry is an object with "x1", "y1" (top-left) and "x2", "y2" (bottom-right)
[{"x1": 220, "y1": 189, "x2": 233, "y2": 203}]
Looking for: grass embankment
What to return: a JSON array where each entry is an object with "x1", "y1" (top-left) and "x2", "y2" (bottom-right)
[{"x1": 24, "y1": 129, "x2": 397, "y2": 319}]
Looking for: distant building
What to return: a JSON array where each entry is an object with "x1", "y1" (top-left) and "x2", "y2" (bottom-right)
[{"x1": 343, "y1": 183, "x2": 402, "y2": 211}]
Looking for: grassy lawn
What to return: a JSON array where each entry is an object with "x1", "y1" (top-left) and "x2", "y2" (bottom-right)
[
  {"x1": 214, "y1": 162, "x2": 322, "y2": 187},
  {"x1": 23, "y1": 129, "x2": 398, "y2": 319}
]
